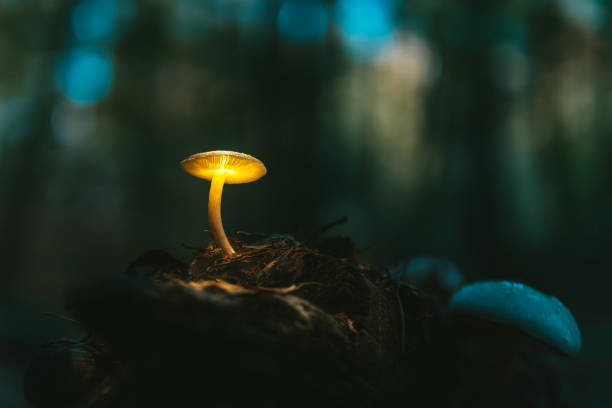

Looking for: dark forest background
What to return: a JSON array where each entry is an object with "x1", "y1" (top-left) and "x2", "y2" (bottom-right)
[{"x1": 1, "y1": 0, "x2": 611, "y2": 405}]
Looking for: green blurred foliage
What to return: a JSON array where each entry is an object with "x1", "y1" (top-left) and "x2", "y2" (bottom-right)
[{"x1": 1, "y1": 0, "x2": 611, "y2": 308}]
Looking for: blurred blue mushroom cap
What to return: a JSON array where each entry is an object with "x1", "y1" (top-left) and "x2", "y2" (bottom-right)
[
  {"x1": 448, "y1": 281, "x2": 582, "y2": 357},
  {"x1": 390, "y1": 256, "x2": 464, "y2": 292}
]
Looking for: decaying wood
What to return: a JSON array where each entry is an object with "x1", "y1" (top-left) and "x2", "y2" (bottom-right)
[{"x1": 24, "y1": 234, "x2": 569, "y2": 408}]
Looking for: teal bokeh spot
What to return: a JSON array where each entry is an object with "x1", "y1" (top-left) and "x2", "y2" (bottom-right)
[
  {"x1": 57, "y1": 48, "x2": 113, "y2": 106},
  {"x1": 71, "y1": 0, "x2": 118, "y2": 42},
  {"x1": 335, "y1": 0, "x2": 396, "y2": 61},
  {"x1": 277, "y1": 0, "x2": 329, "y2": 43}
]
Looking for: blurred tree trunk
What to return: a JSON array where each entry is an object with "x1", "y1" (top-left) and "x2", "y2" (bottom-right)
[{"x1": 425, "y1": 2, "x2": 510, "y2": 277}]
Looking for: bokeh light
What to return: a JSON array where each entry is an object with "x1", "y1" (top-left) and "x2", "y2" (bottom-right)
[
  {"x1": 377, "y1": 33, "x2": 435, "y2": 88},
  {"x1": 334, "y1": 0, "x2": 396, "y2": 62},
  {"x1": 216, "y1": 0, "x2": 270, "y2": 27},
  {"x1": 559, "y1": 0, "x2": 605, "y2": 31},
  {"x1": 0, "y1": 0, "x2": 21, "y2": 10},
  {"x1": 488, "y1": 43, "x2": 529, "y2": 93},
  {"x1": 71, "y1": 0, "x2": 118, "y2": 43},
  {"x1": 170, "y1": 0, "x2": 214, "y2": 42},
  {"x1": 277, "y1": 0, "x2": 329, "y2": 43},
  {"x1": 56, "y1": 48, "x2": 113, "y2": 106},
  {"x1": 51, "y1": 101, "x2": 97, "y2": 147},
  {"x1": 0, "y1": 96, "x2": 31, "y2": 145}
]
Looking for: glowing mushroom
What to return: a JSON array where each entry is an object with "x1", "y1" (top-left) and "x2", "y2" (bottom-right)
[{"x1": 181, "y1": 150, "x2": 267, "y2": 257}]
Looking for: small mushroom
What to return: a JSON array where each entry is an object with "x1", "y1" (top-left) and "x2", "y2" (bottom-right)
[
  {"x1": 181, "y1": 150, "x2": 267, "y2": 256},
  {"x1": 448, "y1": 280, "x2": 581, "y2": 357},
  {"x1": 390, "y1": 256, "x2": 464, "y2": 296}
]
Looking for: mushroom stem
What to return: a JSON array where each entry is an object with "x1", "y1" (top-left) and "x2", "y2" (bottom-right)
[{"x1": 208, "y1": 172, "x2": 236, "y2": 256}]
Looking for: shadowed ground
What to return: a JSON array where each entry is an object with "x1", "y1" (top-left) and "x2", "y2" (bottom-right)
[{"x1": 24, "y1": 234, "x2": 578, "y2": 407}]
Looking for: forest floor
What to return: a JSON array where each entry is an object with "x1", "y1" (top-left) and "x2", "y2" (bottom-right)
[{"x1": 20, "y1": 233, "x2": 587, "y2": 407}]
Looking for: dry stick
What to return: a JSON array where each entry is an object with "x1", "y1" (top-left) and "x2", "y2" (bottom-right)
[
  {"x1": 211, "y1": 249, "x2": 269, "y2": 267},
  {"x1": 209, "y1": 247, "x2": 298, "y2": 276},
  {"x1": 308, "y1": 216, "x2": 348, "y2": 242},
  {"x1": 182, "y1": 279, "x2": 321, "y2": 294},
  {"x1": 77, "y1": 374, "x2": 124, "y2": 408},
  {"x1": 262, "y1": 258, "x2": 279, "y2": 272},
  {"x1": 43, "y1": 311, "x2": 82, "y2": 325},
  {"x1": 236, "y1": 230, "x2": 269, "y2": 237},
  {"x1": 395, "y1": 284, "x2": 406, "y2": 353},
  {"x1": 257, "y1": 281, "x2": 322, "y2": 293}
]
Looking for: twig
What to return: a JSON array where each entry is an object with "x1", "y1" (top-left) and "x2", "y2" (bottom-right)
[
  {"x1": 236, "y1": 230, "x2": 269, "y2": 237},
  {"x1": 309, "y1": 216, "x2": 348, "y2": 241},
  {"x1": 43, "y1": 312, "x2": 82, "y2": 325},
  {"x1": 355, "y1": 244, "x2": 374, "y2": 254},
  {"x1": 257, "y1": 281, "x2": 322, "y2": 294},
  {"x1": 395, "y1": 284, "x2": 406, "y2": 354},
  {"x1": 181, "y1": 243, "x2": 207, "y2": 251}
]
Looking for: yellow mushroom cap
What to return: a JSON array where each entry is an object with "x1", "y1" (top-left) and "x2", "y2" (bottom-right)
[{"x1": 180, "y1": 150, "x2": 267, "y2": 184}]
